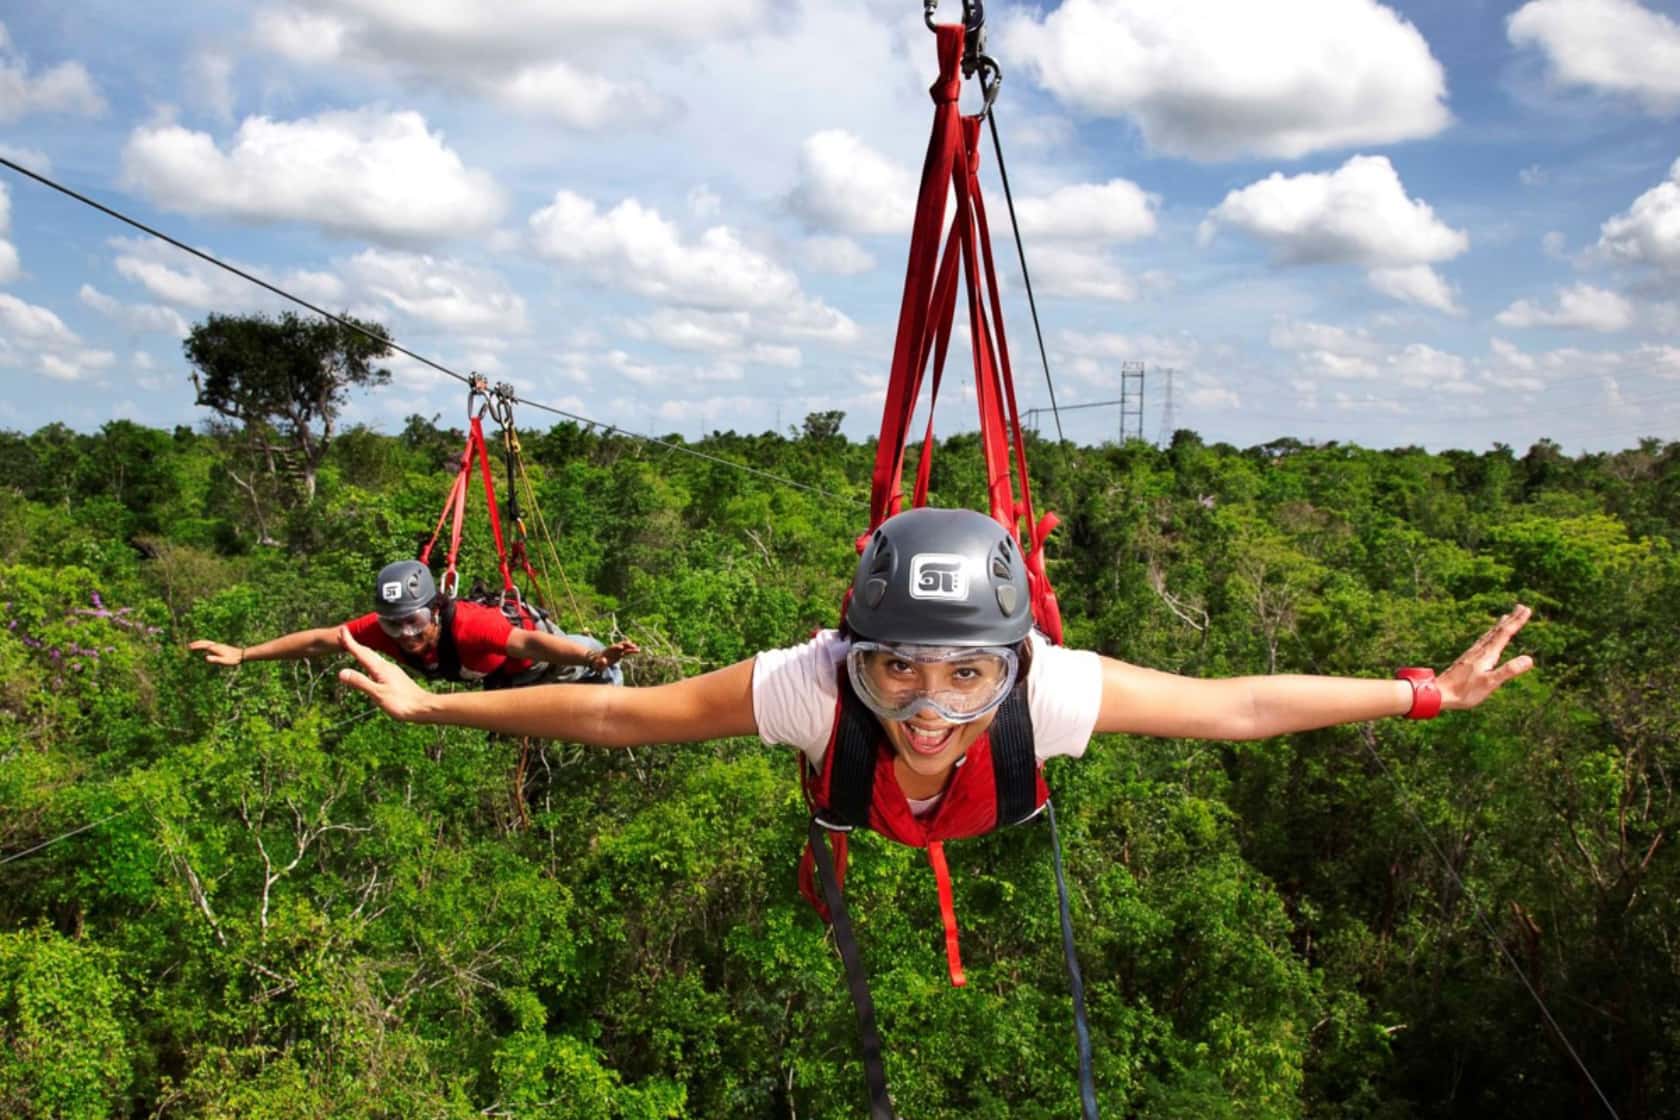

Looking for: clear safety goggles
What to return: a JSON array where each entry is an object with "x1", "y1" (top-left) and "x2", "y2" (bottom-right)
[
  {"x1": 845, "y1": 641, "x2": 1019, "y2": 725},
  {"x1": 377, "y1": 606, "x2": 436, "y2": 640}
]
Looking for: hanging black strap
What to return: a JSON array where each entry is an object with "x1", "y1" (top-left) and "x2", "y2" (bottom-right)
[
  {"x1": 1045, "y1": 799, "x2": 1098, "y2": 1118},
  {"x1": 824, "y1": 679, "x2": 882, "y2": 830},
  {"x1": 808, "y1": 817, "x2": 897, "y2": 1120},
  {"x1": 987, "y1": 683, "x2": 1039, "y2": 826},
  {"x1": 431, "y1": 598, "x2": 462, "y2": 681}
]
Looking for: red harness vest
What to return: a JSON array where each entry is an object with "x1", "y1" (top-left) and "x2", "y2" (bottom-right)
[{"x1": 799, "y1": 672, "x2": 1048, "y2": 986}]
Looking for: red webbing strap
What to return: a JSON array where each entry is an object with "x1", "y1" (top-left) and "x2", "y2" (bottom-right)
[
  {"x1": 797, "y1": 830, "x2": 849, "y2": 924},
  {"x1": 421, "y1": 435, "x2": 477, "y2": 567},
  {"x1": 869, "y1": 24, "x2": 966, "y2": 532},
  {"x1": 927, "y1": 841, "x2": 966, "y2": 987},
  {"x1": 468, "y1": 416, "x2": 516, "y2": 593},
  {"x1": 912, "y1": 221, "x2": 965, "y2": 507}
]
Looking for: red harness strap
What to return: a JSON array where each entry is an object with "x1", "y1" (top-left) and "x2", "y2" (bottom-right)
[
  {"x1": 419, "y1": 417, "x2": 517, "y2": 597},
  {"x1": 865, "y1": 23, "x2": 1063, "y2": 643}
]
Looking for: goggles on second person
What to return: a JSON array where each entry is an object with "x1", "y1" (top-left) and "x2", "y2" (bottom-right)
[
  {"x1": 377, "y1": 606, "x2": 437, "y2": 640},
  {"x1": 845, "y1": 641, "x2": 1020, "y2": 725}
]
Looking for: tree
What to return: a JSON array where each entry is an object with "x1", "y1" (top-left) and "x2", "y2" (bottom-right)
[{"x1": 185, "y1": 312, "x2": 393, "y2": 520}]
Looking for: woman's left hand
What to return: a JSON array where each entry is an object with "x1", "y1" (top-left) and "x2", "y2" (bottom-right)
[{"x1": 1437, "y1": 604, "x2": 1535, "y2": 711}]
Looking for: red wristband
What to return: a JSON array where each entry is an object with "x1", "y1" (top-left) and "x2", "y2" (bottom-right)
[{"x1": 1395, "y1": 667, "x2": 1442, "y2": 720}]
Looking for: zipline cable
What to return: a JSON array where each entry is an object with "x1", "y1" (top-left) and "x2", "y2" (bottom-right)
[
  {"x1": 0, "y1": 156, "x2": 866, "y2": 509},
  {"x1": 986, "y1": 109, "x2": 1065, "y2": 446},
  {"x1": 0, "y1": 810, "x2": 128, "y2": 866},
  {"x1": 1356, "y1": 727, "x2": 1622, "y2": 1119}
]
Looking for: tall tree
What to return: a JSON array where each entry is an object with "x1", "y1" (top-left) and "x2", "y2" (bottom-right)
[{"x1": 185, "y1": 311, "x2": 393, "y2": 518}]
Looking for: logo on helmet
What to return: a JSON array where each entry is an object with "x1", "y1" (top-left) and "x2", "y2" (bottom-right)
[
  {"x1": 381, "y1": 581, "x2": 404, "y2": 603},
  {"x1": 909, "y1": 553, "x2": 967, "y2": 601}
]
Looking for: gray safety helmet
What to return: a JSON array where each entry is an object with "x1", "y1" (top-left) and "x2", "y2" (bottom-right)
[
  {"x1": 373, "y1": 560, "x2": 437, "y2": 620},
  {"x1": 845, "y1": 507, "x2": 1032, "y2": 646}
]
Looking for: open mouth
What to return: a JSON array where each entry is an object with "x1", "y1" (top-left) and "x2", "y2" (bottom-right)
[{"x1": 903, "y1": 722, "x2": 957, "y2": 756}]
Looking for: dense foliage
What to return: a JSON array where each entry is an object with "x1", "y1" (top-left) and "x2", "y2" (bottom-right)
[{"x1": 2, "y1": 416, "x2": 1676, "y2": 1118}]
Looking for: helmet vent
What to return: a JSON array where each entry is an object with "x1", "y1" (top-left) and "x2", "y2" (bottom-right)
[
  {"x1": 996, "y1": 585, "x2": 1019, "y2": 615},
  {"x1": 991, "y1": 556, "x2": 1011, "y2": 580},
  {"x1": 864, "y1": 577, "x2": 889, "y2": 607}
]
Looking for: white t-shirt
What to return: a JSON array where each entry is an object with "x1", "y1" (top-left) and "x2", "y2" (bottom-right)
[{"x1": 752, "y1": 630, "x2": 1103, "y2": 772}]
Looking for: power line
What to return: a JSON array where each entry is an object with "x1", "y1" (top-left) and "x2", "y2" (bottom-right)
[
  {"x1": 0, "y1": 156, "x2": 866, "y2": 508},
  {"x1": 0, "y1": 810, "x2": 128, "y2": 866}
]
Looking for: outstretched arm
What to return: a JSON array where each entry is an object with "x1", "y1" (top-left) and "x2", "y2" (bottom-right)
[
  {"x1": 190, "y1": 626, "x2": 344, "y2": 667},
  {"x1": 1094, "y1": 605, "x2": 1534, "y2": 739},
  {"x1": 504, "y1": 629, "x2": 641, "y2": 671},
  {"x1": 338, "y1": 627, "x2": 755, "y2": 747}
]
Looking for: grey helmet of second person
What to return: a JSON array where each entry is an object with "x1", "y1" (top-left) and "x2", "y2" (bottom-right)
[
  {"x1": 373, "y1": 559, "x2": 438, "y2": 621},
  {"x1": 844, "y1": 507, "x2": 1033, "y2": 647}
]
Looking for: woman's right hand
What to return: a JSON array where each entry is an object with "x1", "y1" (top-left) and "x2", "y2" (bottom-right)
[
  {"x1": 188, "y1": 639, "x2": 243, "y2": 667},
  {"x1": 338, "y1": 626, "x2": 433, "y2": 722}
]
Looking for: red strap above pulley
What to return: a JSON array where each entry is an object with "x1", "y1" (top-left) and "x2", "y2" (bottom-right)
[{"x1": 864, "y1": 23, "x2": 1062, "y2": 644}]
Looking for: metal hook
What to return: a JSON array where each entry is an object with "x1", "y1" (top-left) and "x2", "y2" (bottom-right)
[
  {"x1": 972, "y1": 54, "x2": 1002, "y2": 118},
  {"x1": 466, "y1": 373, "x2": 492, "y2": 420}
]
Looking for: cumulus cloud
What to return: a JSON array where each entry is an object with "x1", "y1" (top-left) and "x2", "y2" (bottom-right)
[
  {"x1": 1203, "y1": 156, "x2": 1467, "y2": 264},
  {"x1": 0, "y1": 182, "x2": 17, "y2": 284},
  {"x1": 1272, "y1": 319, "x2": 1478, "y2": 394},
  {"x1": 0, "y1": 292, "x2": 114, "y2": 381},
  {"x1": 531, "y1": 190, "x2": 797, "y2": 310},
  {"x1": 109, "y1": 236, "x2": 345, "y2": 313},
  {"x1": 78, "y1": 284, "x2": 192, "y2": 338},
  {"x1": 341, "y1": 250, "x2": 528, "y2": 333},
  {"x1": 1026, "y1": 245, "x2": 1138, "y2": 302},
  {"x1": 255, "y1": 0, "x2": 755, "y2": 128},
  {"x1": 0, "y1": 20, "x2": 105, "y2": 123},
  {"x1": 1001, "y1": 0, "x2": 1450, "y2": 160},
  {"x1": 1368, "y1": 264, "x2": 1463, "y2": 314},
  {"x1": 1596, "y1": 157, "x2": 1680, "y2": 272},
  {"x1": 1203, "y1": 155, "x2": 1467, "y2": 311},
  {"x1": 1014, "y1": 179, "x2": 1158, "y2": 241},
  {"x1": 1387, "y1": 342, "x2": 1481, "y2": 393},
  {"x1": 1495, "y1": 283, "x2": 1636, "y2": 332},
  {"x1": 1508, "y1": 0, "x2": 1680, "y2": 113},
  {"x1": 121, "y1": 109, "x2": 504, "y2": 244},
  {"x1": 787, "y1": 130, "x2": 918, "y2": 236},
  {"x1": 799, "y1": 235, "x2": 875, "y2": 276}
]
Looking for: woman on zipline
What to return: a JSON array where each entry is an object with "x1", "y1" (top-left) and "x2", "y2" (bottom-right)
[
  {"x1": 192, "y1": 559, "x2": 638, "y2": 689},
  {"x1": 336, "y1": 507, "x2": 1531, "y2": 786}
]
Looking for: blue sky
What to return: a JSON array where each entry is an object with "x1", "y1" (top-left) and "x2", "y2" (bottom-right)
[{"x1": 1, "y1": 0, "x2": 1677, "y2": 453}]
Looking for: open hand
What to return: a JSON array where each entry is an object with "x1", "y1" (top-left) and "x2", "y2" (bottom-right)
[
  {"x1": 1438, "y1": 604, "x2": 1535, "y2": 711},
  {"x1": 337, "y1": 626, "x2": 432, "y2": 721},
  {"x1": 601, "y1": 639, "x2": 640, "y2": 666},
  {"x1": 189, "y1": 639, "x2": 243, "y2": 667}
]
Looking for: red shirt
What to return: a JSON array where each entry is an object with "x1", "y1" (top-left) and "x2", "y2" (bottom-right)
[{"x1": 345, "y1": 600, "x2": 534, "y2": 681}]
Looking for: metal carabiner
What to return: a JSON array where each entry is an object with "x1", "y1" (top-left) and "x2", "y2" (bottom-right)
[
  {"x1": 973, "y1": 53, "x2": 1002, "y2": 118},
  {"x1": 466, "y1": 372, "x2": 492, "y2": 421},
  {"x1": 925, "y1": 0, "x2": 983, "y2": 32}
]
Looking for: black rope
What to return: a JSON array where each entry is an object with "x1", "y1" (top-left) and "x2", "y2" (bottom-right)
[
  {"x1": 1356, "y1": 729, "x2": 1622, "y2": 1119},
  {"x1": 986, "y1": 111, "x2": 1064, "y2": 446},
  {"x1": 0, "y1": 810, "x2": 128, "y2": 866},
  {"x1": 809, "y1": 819, "x2": 898, "y2": 1119},
  {"x1": 1046, "y1": 800, "x2": 1099, "y2": 1119},
  {"x1": 0, "y1": 157, "x2": 866, "y2": 508}
]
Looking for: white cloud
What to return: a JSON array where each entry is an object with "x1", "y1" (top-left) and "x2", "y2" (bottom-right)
[
  {"x1": 1495, "y1": 283, "x2": 1636, "y2": 331},
  {"x1": 0, "y1": 182, "x2": 16, "y2": 284},
  {"x1": 1368, "y1": 264, "x2": 1462, "y2": 314},
  {"x1": 1202, "y1": 155, "x2": 1468, "y2": 266},
  {"x1": 121, "y1": 109, "x2": 504, "y2": 244},
  {"x1": 191, "y1": 51, "x2": 237, "y2": 121},
  {"x1": 491, "y1": 62, "x2": 670, "y2": 129},
  {"x1": 78, "y1": 284, "x2": 191, "y2": 337},
  {"x1": 0, "y1": 142, "x2": 49, "y2": 174},
  {"x1": 1596, "y1": 157, "x2": 1680, "y2": 272},
  {"x1": 255, "y1": 1, "x2": 760, "y2": 128},
  {"x1": 629, "y1": 308, "x2": 750, "y2": 351},
  {"x1": 341, "y1": 249, "x2": 528, "y2": 333},
  {"x1": 0, "y1": 292, "x2": 114, "y2": 381},
  {"x1": 1270, "y1": 320, "x2": 1380, "y2": 356},
  {"x1": 1387, "y1": 342, "x2": 1480, "y2": 393},
  {"x1": 1014, "y1": 179, "x2": 1159, "y2": 241},
  {"x1": 800, "y1": 235, "x2": 875, "y2": 276},
  {"x1": 529, "y1": 190, "x2": 801, "y2": 311},
  {"x1": 788, "y1": 130, "x2": 917, "y2": 235},
  {"x1": 109, "y1": 236, "x2": 346, "y2": 313},
  {"x1": 1001, "y1": 0, "x2": 1450, "y2": 160},
  {"x1": 1026, "y1": 245, "x2": 1137, "y2": 302},
  {"x1": 0, "y1": 20, "x2": 105, "y2": 123},
  {"x1": 1508, "y1": 0, "x2": 1680, "y2": 113}
]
